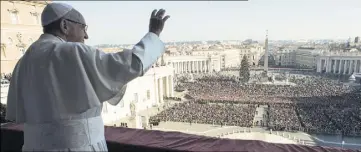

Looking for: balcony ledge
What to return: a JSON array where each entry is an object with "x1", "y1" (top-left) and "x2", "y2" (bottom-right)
[{"x1": 1, "y1": 123, "x2": 353, "y2": 152}]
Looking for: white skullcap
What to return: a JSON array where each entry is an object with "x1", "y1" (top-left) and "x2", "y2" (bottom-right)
[{"x1": 41, "y1": 3, "x2": 86, "y2": 27}]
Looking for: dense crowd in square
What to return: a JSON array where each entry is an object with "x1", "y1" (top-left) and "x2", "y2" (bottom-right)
[{"x1": 152, "y1": 72, "x2": 361, "y2": 136}]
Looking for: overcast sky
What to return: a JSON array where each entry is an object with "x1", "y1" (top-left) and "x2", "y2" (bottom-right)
[{"x1": 62, "y1": 0, "x2": 361, "y2": 45}]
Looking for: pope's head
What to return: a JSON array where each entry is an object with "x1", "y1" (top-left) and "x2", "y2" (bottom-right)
[{"x1": 41, "y1": 3, "x2": 88, "y2": 43}]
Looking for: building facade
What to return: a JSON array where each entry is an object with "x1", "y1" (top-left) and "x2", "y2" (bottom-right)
[
  {"x1": 316, "y1": 52, "x2": 361, "y2": 75},
  {"x1": 163, "y1": 55, "x2": 221, "y2": 74},
  {"x1": 294, "y1": 48, "x2": 323, "y2": 68},
  {"x1": 274, "y1": 48, "x2": 296, "y2": 66},
  {"x1": 101, "y1": 66, "x2": 175, "y2": 127},
  {"x1": 274, "y1": 47, "x2": 324, "y2": 68},
  {"x1": 1, "y1": 1, "x2": 48, "y2": 74}
]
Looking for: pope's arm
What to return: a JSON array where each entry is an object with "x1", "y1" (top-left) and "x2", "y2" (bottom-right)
[{"x1": 66, "y1": 32, "x2": 165, "y2": 104}]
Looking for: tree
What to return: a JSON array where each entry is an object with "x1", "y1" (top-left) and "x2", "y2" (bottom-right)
[{"x1": 239, "y1": 55, "x2": 250, "y2": 83}]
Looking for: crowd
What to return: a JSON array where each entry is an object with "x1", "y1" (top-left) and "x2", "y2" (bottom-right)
[
  {"x1": 268, "y1": 104, "x2": 302, "y2": 131},
  {"x1": 150, "y1": 102, "x2": 256, "y2": 127},
  {"x1": 1, "y1": 70, "x2": 360, "y2": 136},
  {"x1": 185, "y1": 76, "x2": 354, "y2": 100},
  {"x1": 155, "y1": 74, "x2": 361, "y2": 136}
]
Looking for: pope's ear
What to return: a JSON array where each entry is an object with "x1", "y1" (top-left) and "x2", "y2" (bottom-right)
[{"x1": 59, "y1": 19, "x2": 69, "y2": 35}]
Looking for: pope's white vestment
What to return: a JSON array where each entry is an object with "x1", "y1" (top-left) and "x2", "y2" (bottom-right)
[{"x1": 5, "y1": 32, "x2": 165, "y2": 151}]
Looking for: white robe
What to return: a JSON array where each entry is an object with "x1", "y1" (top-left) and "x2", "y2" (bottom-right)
[{"x1": 6, "y1": 32, "x2": 165, "y2": 151}]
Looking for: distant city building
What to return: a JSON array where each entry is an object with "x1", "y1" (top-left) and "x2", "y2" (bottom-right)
[
  {"x1": 274, "y1": 47, "x2": 324, "y2": 68},
  {"x1": 294, "y1": 47, "x2": 323, "y2": 69},
  {"x1": 163, "y1": 42, "x2": 264, "y2": 73},
  {"x1": 274, "y1": 48, "x2": 296, "y2": 67},
  {"x1": 163, "y1": 55, "x2": 221, "y2": 74},
  {"x1": 316, "y1": 52, "x2": 361, "y2": 75},
  {"x1": 355, "y1": 37, "x2": 359, "y2": 44},
  {"x1": 1, "y1": 1, "x2": 49, "y2": 73}
]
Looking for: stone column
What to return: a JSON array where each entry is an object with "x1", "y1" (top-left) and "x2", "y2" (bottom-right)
[
  {"x1": 358, "y1": 60, "x2": 361, "y2": 73},
  {"x1": 184, "y1": 62, "x2": 186, "y2": 73},
  {"x1": 170, "y1": 75, "x2": 174, "y2": 97},
  {"x1": 198, "y1": 61, "x2": 202, "y2": 73},
  {"x1": 165, "y1": 76, "x2": 170, "y2": 97},
  {"x1": 197, "y1": 61, "x2": 200, "y2": 73},
  {"x1": 173, "y1": 63, "x2": 175, "y2": 73},
  {"x1": 343, "y1": 60, "x2": 348, "y2": 75},
  {"x1": 316, "y1": 58, "x2": 321, "y2": 73},
  {"x1": 207, "y1": 60, "x2": 210, "y2": 73},
  {"x1": 338, "y1": 60, "x2": 342, "y2": 74},
  {"x1": 192, "y1": 61, "x2": 195, "y2": 73},
  {"x1": 176, "y1": 62, "x2": 178, "y2": 74},
  {"x1": 158, "y1": 78, "x2": 163, "y2": 103},
  {"x1": 202, "y1": 61, "x2": 205, "y2": 72},
  {"x1": 195, "y1": 61, "x2": 197, "y2": 73},
  {"x1": 183, "y1": 61, "x2": 186, "y2": 73},
  {"x1": 199, "y1": 61, "x2": 203, "y2": 73},
  {"x1": 326, "y1": 58, "x2": 331, "y2": 73},
  {"x1": 205, "y1": 61, "x2": 207, "y2": 72},
  {"x1": 353, "y1": 60, "x2": 357, "y2": 74},
  {"x1": 175, "y1": 62, "x2": 177, "y2": 73},
  {"x1": 185, "y1": 62, "x2": 187, "y2": 73},
  {"x1": 154, "y1": 77, "x2": 159, "y2": 104},
  {"x1": 324, "y1": 59, "x2": 328, "y2": 72},
  {"x1": 348, "y1": 60, "x2": 353, "y2": 75},
  {"x1": 188, "y1": 61, "x2": 191, "y2": 73},
  {"x1": 181, "y1": 62, "x2": 184, "y2": 73},
  {"x1": 333, "y1": 60, "x2": 337, "y2": 74},
  {"x1": 209, "y1": 60, "x2": 213, "y2": 73}
]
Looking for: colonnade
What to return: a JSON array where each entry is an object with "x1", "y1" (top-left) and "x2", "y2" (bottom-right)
[
  {"x1": 171, "y1": 60, "x2": 211, "y2": 74},
  {"x1": 317, "y1": 58, "x2": 361, "y2": 75}
]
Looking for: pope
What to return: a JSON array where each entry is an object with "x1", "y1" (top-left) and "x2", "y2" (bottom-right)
[{"x1": 6, "y1": 2, "x2": 170, "y2": 151}]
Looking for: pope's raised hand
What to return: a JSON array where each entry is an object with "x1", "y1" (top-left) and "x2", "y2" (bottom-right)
[{"x1": 149, "y1": 9, "x2": 170, "y2": 37}]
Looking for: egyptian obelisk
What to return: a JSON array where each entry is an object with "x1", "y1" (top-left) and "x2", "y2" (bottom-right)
[{"x1": 264, "y1": 30, "x2": 269, "y2": 74}]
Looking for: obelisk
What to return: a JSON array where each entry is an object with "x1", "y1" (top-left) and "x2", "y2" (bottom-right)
[{"x1": 264, "y1": 30, "x2": 269, "y2": 74}]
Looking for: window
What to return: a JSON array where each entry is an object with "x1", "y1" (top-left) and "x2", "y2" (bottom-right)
[
  {"x1": 134, "y1": 93, "x2": 138, "y2": 103},
  {"x1": 19, "y1": 47, "x2": 25, "y2": 56},
  {"x1": 147, "y1": 90, "x2": 151, "y2": 100},
  {"x1": 30, "y1": 5, "x2": 40, "y2": 24},
  {"x1": 28, "y1": 38, "x2": 33, "y2": 44},
  {"x1": 8, "y1": 38, "x2": 13, "y2": 46},
  {"x1": 9, "y1": 8, "x2": 19, "y2": 24},
  {"x1": 34, "y1": 15, "x2": 39, "y2": 24}
]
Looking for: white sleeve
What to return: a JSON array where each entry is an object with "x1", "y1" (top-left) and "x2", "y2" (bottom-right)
[
  {"x1": 68, "y1": 32, "x2": 165, "y2": 104},
  {"x1": 132, "y1": 32, "x2": 166, "y2": 76}
]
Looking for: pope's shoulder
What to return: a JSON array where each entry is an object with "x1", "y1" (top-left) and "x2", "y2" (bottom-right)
[
  {"x1": 56, "y1": 42, "x2": 99, "y2": 54},
  {"x1": 39, "y1": 41, "x2": 103, "y2": 59}
]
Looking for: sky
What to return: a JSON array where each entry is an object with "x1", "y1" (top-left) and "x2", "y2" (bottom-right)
[{"x1": 62, "y1": 0, "x2": 361, "y2": 45}]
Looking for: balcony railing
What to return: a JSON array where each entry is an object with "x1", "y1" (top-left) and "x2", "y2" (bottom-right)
[{"x1": 1, "y1": 123, "x2": 356, "y2": 152}]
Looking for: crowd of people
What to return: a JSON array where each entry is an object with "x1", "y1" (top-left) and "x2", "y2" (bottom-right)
[
  {"x1": 268, "y1": 104, "x2": 302, "y2": 131},
  {"x1": 150, "y1": 101, "x2": 256, "y2": 127},
  {"x1": 159, "y1": 73, "x2": 361, "y2": 136}
]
